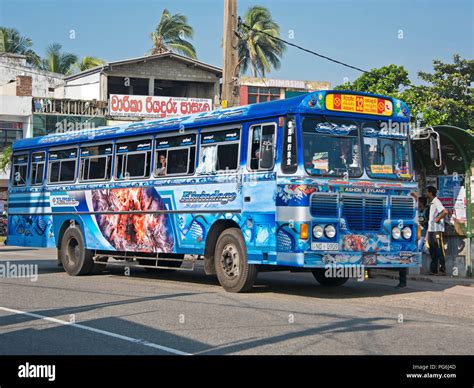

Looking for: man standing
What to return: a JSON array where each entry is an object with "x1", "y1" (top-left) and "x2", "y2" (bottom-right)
[{"x1": 425, "y1": 186, "x2": 448, "y2": 275}]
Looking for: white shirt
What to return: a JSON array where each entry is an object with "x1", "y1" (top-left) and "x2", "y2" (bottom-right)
[{"x1": 428, "y1": 197, "x2": 446, "y2": 232}]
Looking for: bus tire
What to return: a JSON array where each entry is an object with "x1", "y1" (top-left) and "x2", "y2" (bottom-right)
[
  {"x1": 60, "y1": 226, "x2": 94, "y2": 276},
  {"x1": 214, "y1": 228, "x2": 257, "y2": 293},
  {"x1": 311, "y1": 269, "x2": 348, "y2": 287}
]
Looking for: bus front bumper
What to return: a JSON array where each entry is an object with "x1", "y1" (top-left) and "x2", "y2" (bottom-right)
[{"x1": 275, "y1": 251, "x2": 422, "y2": 268}]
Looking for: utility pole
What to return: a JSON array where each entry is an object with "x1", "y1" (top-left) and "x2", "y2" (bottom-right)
[{"x1": 222, "y1": 0, "x2": 240, "y2": 108}]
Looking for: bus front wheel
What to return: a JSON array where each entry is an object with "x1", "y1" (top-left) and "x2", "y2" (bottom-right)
[
  {"x1": 214, "y1": 228, "x2": 257, "y2": 293},
  {"x1": 311, "y1": 269, "x2": 348, "y2": 287},
  {"x1": 60, "y1": 226, "x2": 94, "y2": 276}
]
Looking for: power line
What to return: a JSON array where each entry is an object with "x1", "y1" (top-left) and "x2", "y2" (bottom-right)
[{"x1": 238, "y1": 18, "x2": 370, "y2": 74}]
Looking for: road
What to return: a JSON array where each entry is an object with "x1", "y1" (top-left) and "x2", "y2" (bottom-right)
[{"x1": 0, "y1": 246, "x2": 473, "y2": 355}]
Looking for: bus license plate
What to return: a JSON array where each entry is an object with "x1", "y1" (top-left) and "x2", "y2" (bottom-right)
[{"x1": 311, "y1": 242, "x2": 339, "y2": 251}]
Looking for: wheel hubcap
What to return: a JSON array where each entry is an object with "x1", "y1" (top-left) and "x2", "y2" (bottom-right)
[{"x1": 220, "y1": 243, "x2": 240, "y2": 278}]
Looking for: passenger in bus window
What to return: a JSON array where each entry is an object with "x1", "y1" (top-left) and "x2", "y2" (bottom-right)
[{"x1": 156, "y1": 152, "x2": 167, "y2": 176}]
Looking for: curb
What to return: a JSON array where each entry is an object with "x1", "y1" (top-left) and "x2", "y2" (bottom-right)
[{"x1": 371, "y1": 270, "x2": 474, "y2": 286}]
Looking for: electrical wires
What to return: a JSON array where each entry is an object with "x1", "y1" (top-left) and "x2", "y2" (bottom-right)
[{"x1": 238, "y1": 17, "x2": 370, "y2": 74}]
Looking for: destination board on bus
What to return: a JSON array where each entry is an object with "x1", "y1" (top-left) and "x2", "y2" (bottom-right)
[{"x1": 326, "y1": 93, "x2": 393, "y2": 116}]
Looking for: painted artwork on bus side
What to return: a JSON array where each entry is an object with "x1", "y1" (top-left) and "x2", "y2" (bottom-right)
[{"x1": 91, "y1": 188, "x2": 174, "y2": 253}]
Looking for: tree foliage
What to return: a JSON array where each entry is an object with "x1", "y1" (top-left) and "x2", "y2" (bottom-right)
[
  {"x1": 335, "y1": 55, "x2": 473, "y2": 130},
  {"x1": 41, "y1": 43, "x2": 78, "y2": 75},
  {"x1": 150, "y1": 9, "x2": 196, "y2": 59},
  {"x1": 0, "y1": 145, "x2": 12, "y2": 175},
  {"x1": 238, "y1": 6, "x2": 286, "y2": 77},
  {"x1": 0, "y1": 27, "x2": 40, "y2": 66}
]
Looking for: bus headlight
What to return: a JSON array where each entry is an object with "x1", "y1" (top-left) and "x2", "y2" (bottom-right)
[
  {"x1": 392, "y1": 227, "x2": 401, "y2": 240},
  {"x1": 313, "y1": 225, "x2": 324, "y2": 239},
  {"x1": 324, "y1": 225, "x2": 336, "y2": 239},
  {"x1": 402, "y1": 226, "x2": 412, "y2": 240}
]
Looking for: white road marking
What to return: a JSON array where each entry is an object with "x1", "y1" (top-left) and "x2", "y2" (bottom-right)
[{"x1": 0, "y1": 306, "x2": 191, "y2": 356}]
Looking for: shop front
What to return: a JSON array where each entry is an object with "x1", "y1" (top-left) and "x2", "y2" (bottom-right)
[{"x1": 412, "y1": 125, "x2": 474, "y2": 277}]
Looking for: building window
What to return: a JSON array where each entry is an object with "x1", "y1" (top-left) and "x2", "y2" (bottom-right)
[
  {"x1": 108, "y1": 76, "x2": 149, "y2": 96},
  {"x1": 0, "y1": 121, "x2": 23, "y2": 148},
  {"x1": 248, "y1": 87, "x2": 280, "y2": 104},
  {"x1": 32, "y1": 115, "x2": 106, "y2": 137}
]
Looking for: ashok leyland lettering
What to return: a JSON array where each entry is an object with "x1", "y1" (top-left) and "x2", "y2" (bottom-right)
[{"x1": 7, "y1": 90, "x2": 420, "y2": 292}]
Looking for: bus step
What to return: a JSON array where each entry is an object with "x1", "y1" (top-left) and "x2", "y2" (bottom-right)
[{"x1": 92, "y1": 253, "x2": 197, "y2": 271}]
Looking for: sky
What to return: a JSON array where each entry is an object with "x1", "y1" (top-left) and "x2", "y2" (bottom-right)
[{"x1": 1, "y1": 0, "x2": 473, "y2": 87}]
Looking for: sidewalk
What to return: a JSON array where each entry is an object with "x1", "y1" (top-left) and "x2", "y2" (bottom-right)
[{"x1": 371, "y1": 269, "x2": 474, "y2": 287}]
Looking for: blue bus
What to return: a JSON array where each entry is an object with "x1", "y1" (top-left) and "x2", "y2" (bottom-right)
[{"x1": 7, "y1": 90, "x2": 420, "y2": 292}]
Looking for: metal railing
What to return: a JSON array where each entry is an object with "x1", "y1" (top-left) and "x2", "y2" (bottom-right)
[{"x1": 32, "y1": 97, "x2": 108, "y2": 116}]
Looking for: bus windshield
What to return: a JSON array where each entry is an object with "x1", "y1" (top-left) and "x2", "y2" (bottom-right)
[
  {"x1": 302, "y1": 117, "x2": 362, "y2": 177},
  {"x1": 362, "y1": 123, "x2": 412, "y2": 180}
]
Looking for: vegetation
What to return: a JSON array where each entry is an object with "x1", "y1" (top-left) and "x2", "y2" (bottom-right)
[
  {"x1": 238, "y1": 6, "x2": 285, "y2": 77},
  {"x1": 150, "y1": 9, "x2": 196, "y2": 58}
]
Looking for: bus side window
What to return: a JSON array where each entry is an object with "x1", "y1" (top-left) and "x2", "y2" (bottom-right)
[
  {"x1": 79, "y1": 144, "x2": 112, "y2": 182},
  {"x1": 115, "y1": 139, "x2": 152, "y2": 180},
  {"x1": 48, "y1": 148, "x2": 78, "y2": 184},
  {"x1": 248, "y1": 123, "x2": 276, "y2": 171},
  {"x1": 197, "y1": 128, "x2": 240, "y2": 174},
  {"x1": 30, "y1": 151, "x2": 45, "y2": 186},
  {"x1": 154, "y1": 134, "x2": 197, "y2": 177},
  {"x1": 12, "y1": 154, "x2": 28, "y2": 186}
]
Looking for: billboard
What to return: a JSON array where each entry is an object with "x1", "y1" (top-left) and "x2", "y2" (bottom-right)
[{"x1": 109, "y1": 94, "x2": 213, "y2": 118}]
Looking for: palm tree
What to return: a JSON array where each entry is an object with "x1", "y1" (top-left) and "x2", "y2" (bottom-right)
[
  {"x1": 238, "y1": 6, "x2": 286, "y2": 77},
  {"x1": 41, "y1": 43, "x2": 78, "y2": 75},
  {"x1": 74, "y1": 56, "x2": 106, "y2": 72},
  {"x1": 0, "y1": 27, "x2": 40, "y2": 66},
  {"x1": 150, "y1": 9, "x2": 196, "y2": 59}
]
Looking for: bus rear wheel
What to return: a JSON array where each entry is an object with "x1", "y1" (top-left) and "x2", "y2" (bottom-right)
[
  {"x1": 60, "y1": 226, "x2": 94, "y2": 276},
  {"x1": 311, "y1": 269, "x2": 348, "y2": 287},
  {"x1": 214, "y1": 228, "x2": 257, "y2": 293}
]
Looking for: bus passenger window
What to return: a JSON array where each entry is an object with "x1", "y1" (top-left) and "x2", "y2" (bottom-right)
[
  {"x1": 249, "y1": 123, "x2": 276, "y2": 171},
  {"x1": 12, "y1": 154, "x2": 28, "y2": 186},
  {"x1": 30, "y1": 152, "x2": 45, "y2": 186},
  {"x1": 168, "y1": 148, "x2": 189, "y2": 175},
  {"x1": 197, "y1": 129, "x2": 240, "y2": 174},
  {"x1": 217, "y1": 143, "x2": 239, "y2": 170},
  {"x1": 115, "y1": 140, "x2": 152, "y2": 180},
  {"x1": 80, "y1": 144, "x2": 112, "y2": 181},
  {"x1": 48, "y1": 148, "x2": 77, "y2": 184},
  {"x1": 154, "y1": 134, "x2": 197, "y2": 177}
]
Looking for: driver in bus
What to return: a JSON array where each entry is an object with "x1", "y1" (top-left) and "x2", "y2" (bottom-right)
[{"x1": 329, "y1": 139, "x2": 353, "y2": 174}]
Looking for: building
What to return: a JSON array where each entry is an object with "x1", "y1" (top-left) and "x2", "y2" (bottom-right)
[
  {"x1": 60, "y1": 52, "x2": 222, "y2": 125},
  {"x1": 239, "y1": 76, "x2": 330, "y2": 105},
  {"x1": 0, "y1": 53, "x2": 65, "y2": 202}
]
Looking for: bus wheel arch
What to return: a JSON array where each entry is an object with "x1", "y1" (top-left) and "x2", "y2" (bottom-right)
[{"x1": 204, "y1": 219, "x2": 240, "y2": 276}]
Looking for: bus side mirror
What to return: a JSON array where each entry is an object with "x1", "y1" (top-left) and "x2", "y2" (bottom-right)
[{"x1": 429, "y1": 135, "x2": 442, "y2": 167}]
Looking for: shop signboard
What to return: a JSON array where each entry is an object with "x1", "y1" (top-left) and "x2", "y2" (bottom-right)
[{"x1": 109, "y1": 94, "x2": 213, "y2": 118}]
